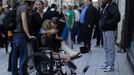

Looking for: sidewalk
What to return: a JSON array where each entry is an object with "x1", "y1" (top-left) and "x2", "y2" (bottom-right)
[{"x1": 0, "y1": 39, "x2": 133, "y2": 75}]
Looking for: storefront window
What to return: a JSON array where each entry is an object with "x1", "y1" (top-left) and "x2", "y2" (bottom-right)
[{"x1": 130, "y1": 30, "x2": 134, "y2": 58}]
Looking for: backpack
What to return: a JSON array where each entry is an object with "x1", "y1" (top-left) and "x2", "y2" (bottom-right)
[{"x1": 3, "y1": 4, "x2": 19, "y2": 31}]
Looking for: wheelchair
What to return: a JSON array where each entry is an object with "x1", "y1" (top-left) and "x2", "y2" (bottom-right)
[{"x1": 24, "y1": 37, "x2": 75, "y2": 75}]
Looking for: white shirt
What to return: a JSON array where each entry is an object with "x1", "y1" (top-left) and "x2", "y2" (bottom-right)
[
  {"x1": 43, "y1": 6, "x2": 49, "y2": 13},
  {"x1": 74, "y1": 9, "x2": 80, "y2": 22}
]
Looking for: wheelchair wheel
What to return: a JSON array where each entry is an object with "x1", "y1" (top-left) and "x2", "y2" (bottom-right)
[
  {"x1": 54, "y1": 62, "x2": 72, "y2": 75},
  {"x1": 24, "y1": 53, "x2": 51, "y2": 75}
]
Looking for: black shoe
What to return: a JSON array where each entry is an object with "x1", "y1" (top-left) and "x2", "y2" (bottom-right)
[
  {"x1": 94, "y1": 45, "x2": 100, "y2": 47},
  {"x1": 67, "y1": 61, "x2": 77, "y2": 70},
  {"x1": 71, "y1": 54, "x2": 82, "y2": 60},
  {"x1": 7, "y1": 68, "x2": 12, "y2": 72}
]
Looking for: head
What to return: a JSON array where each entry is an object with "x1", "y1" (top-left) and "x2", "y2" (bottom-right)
[
  {"x1": 0, "y1": 4, "x2": 3, "y2": 12},
  {"x1": 102, "y1": 0, "x2": 112, "y2": 6},
  {"x1": 51, "y1": 4, "x2": 57, "y2": 11},
  {"x1": 42, "y1": 20, "x2": 51, "y2": 31},
  {"x1": 73, "y1": 5, "x2": 78, "y2": 10},
  {"x1": 13, "y1": 0, "x2": 24, "y2": 4},
  {"x1": 62, "y1": 6, "x2": 67, "y2": 10},
  {"x1": 68, "y1": 5, "x2": 72, "y2": 10},
  {"x1": 84, "y1": 0, "x2": 92, "y2": 5},
  {"x1": 51, "y1": 17, "x2": 60, "y2": 29},
  {"x1": 35, "y1": 0, "x2": 44, "y2": 11},
  {"x1": 44, "y1": 0, "x2": 48, "y2": 7}
]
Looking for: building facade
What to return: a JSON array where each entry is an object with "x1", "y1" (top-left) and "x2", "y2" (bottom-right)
[{"x1": 113, "y1": 0, "x2": 134, "y2": 74}]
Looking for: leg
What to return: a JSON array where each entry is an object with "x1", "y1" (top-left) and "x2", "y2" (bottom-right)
[
  {"x1": 103, "y1": 32, "x2": 108, "y2": 65},
  {"x1": 83, "y1": 28, "x2": 93, "y2": 51},
  {"x1": 12, "y1": 39, "x2": 19, "y2": 75},
  {"x1": 71, "y1": 23, "x2": 77, "y2": 43},
  {"x1": 106, "y1": 31, "x2": 116, "y2": 67},
  {"x1": 19, "y1": 35, "x2": 28, "y2": 75},
  {"x1": 76, "y1": 22, "x2": 82, "y2": 43},
  {"x1": 87, "y1": 30, "x2": 93, "y2": 51},
  {"x1": 53, "y1": 52, "x2": 71, "y2": 61},
  {"x1": 61, "y1": 41, "x2": 80, "y2": 57},
  {"x1": 96, "y1": 29, "x2": 101, "y2": 46},
  {"x1": 8, "y1": 49, "x2": 13, "y2": 72}
]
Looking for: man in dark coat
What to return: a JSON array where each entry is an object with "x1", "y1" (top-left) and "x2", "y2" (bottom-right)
[
  {"x1": 80, "y1": 0, "x2": 97, "y2": 52},
  {"x1": 99, "y1": 0, "x2": 120, "y2": 72}
]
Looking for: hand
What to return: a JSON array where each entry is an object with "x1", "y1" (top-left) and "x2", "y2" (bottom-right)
[
  {"x1": 56, "y1": 35, "x2": 61, "y2": 40},
  {"x1": 88, "y1": 25, "x2": 91, "y2": 28},
  {"x1": 94, "y1": 25, "x2": 96, "y2": 28},
  {"x1": 28, "y1": 35, "x2": 36, "y2": 39},
  {"x1": 50, "y1": 29, "x2": 58, "y2": 34}
]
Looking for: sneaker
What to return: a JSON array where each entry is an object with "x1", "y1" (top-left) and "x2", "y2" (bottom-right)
[
  {"x1": 103, "y1": 66, "x2": 114, "y2": 72},
  {"x1": 99, "y1": 64, "x2": 107, "y2": 69}
]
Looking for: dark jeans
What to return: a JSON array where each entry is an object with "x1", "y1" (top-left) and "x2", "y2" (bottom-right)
[
  {"x1": 12, "y1": 33, "x2": 28, "y2": 75},
  {"x1": 71, "y1": 22, "x2": 82, "y2": 43},
  {"x1": 8, "y1": 37, "x2": 14, "y2": 71},
  {"x1": 95, "y1": 28, "x2": 103, "y2": 46},
  {"x1": 0, "y1": 25, "x2": 8, "y2": 52},
  {"x1": 81, "y1": 26, "x2": 93, "y2": 51}
]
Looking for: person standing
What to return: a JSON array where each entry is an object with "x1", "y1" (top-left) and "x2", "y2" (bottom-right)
[
  {"x1": 11, "y1": 0, "x2": 36, "y2": 75},
  {"x1": 65, "y1": 5, "x2": 75, "y2": 48},
  {"x1": 43, "y1": 0, "x2": 50, "y2": 13},
  {"x1": 94, "y1": 5, "x2": 104, "y2": 47},
  {"x1": 0, "y1": 4, "x2": 6, "y2": 48},
  {"x1": 72, "y1": 5, "x2": 81, "y2": 44},
  {"x1": 99, "y1": 0, "x2": 120, "y2": 72},
  {"x1": 80, "y1": 0, "x2": 97, "y2": 52}
]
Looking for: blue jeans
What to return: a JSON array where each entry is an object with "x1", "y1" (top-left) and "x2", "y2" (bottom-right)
[
  {"x1": 103, "y1": 31, "x2": 116, "y2": 67},
  {"x1": 12, "y1": 33, "x2": 28, "y2": 75}
]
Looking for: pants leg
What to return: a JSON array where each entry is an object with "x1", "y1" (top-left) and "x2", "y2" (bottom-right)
[
  {"x1": 8, "y1": 49, "x2": 13, "y2": 71},
  {"x1": 103, "y1": 31, "x2": 116, "y2": 67},
  {"x1": 12, "y1": 43, "x2": 19, "y2": 75},
  {"x1": 19, "y1": 44, "x2": 28, "y2": 75},
  {"x1": 71, "y1": 23, "x2": 77, "y2": 43},
  {"x1": 96, "y1": 28, "x2": 101, "y2": 46},
  {"x1": 83, "y1": 27, "x2": 93, "y2": 51},
  {"x1": 12, "y1": 34, "x2": 28, "y2": 75},
  {"x1": 0, "y1": 32, "x2": 3, "y2": 47},
  {"x1": 76, "y1": 22, "x2": 81, "y2": 43},
  {"x1": 61, "y1": 41, "x2": 78, "y2": 57},
  {"x1": 103, "y1": 32, "x2": 108, "y2": 65},
  {"x1": 106, "y1": 31, "x2": 116, "y2": 67}
]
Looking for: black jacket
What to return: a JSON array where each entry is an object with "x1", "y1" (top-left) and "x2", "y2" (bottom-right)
[
  {"x1": 84, "y1": 4, "x2": 97, "y2": 28},
  {"x1": 29, "y1": 12, "x2": 44, "y2": 36},
  {"x1": 100, "y1": 2, "x2": 120, "y2": 31},
  {"x1": 44, "y1": 10, "x2": 60, "y2": 20}
]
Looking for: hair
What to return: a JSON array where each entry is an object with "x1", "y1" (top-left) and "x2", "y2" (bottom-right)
[
  {"x1": 73, "y1": 5, "x2": 78, "y2": 9},
  {"x1": 42, "y1": 20, "x2": 52, "y2": 31},
  {"x1": 68, "y1": 5, "x2": 72, "y2": 10},
  {"x1": 44, "y1": 0, "x2": 48, "y2": 3},
  {"x1": 51, "y1": 17, "x2": 60, "y2": 25},
  {"x1": 35, "y1": 0, "x2": 44, "y2": 5},
  {"x1": 51, "y1": 3, "x2": 57, "y2": 10},
  {"x1": 13, "y1": 0, "x2": 25, "y2": 4}
]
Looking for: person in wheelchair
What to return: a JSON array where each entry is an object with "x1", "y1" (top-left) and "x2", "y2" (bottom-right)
[
  {"x1": 41, "y1": 18, "x2": 82, "y2": 70},
  {"x1": 42, "y1": 18, "x2": 81, "y2": 58}
]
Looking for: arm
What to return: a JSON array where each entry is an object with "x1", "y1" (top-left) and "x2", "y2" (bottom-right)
[
  {"x1": 55, "y1": 26, "x2": 68, "y2": 41},
  {"x1": 106, "y1": 5, "x2": 120, "y2": 25},
  {"x1": 61, "y1": 26, "x2": 68, "y2": 40},
  {"x1": 21, "y1": 11, "x2": 35, "y2": 39}
]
